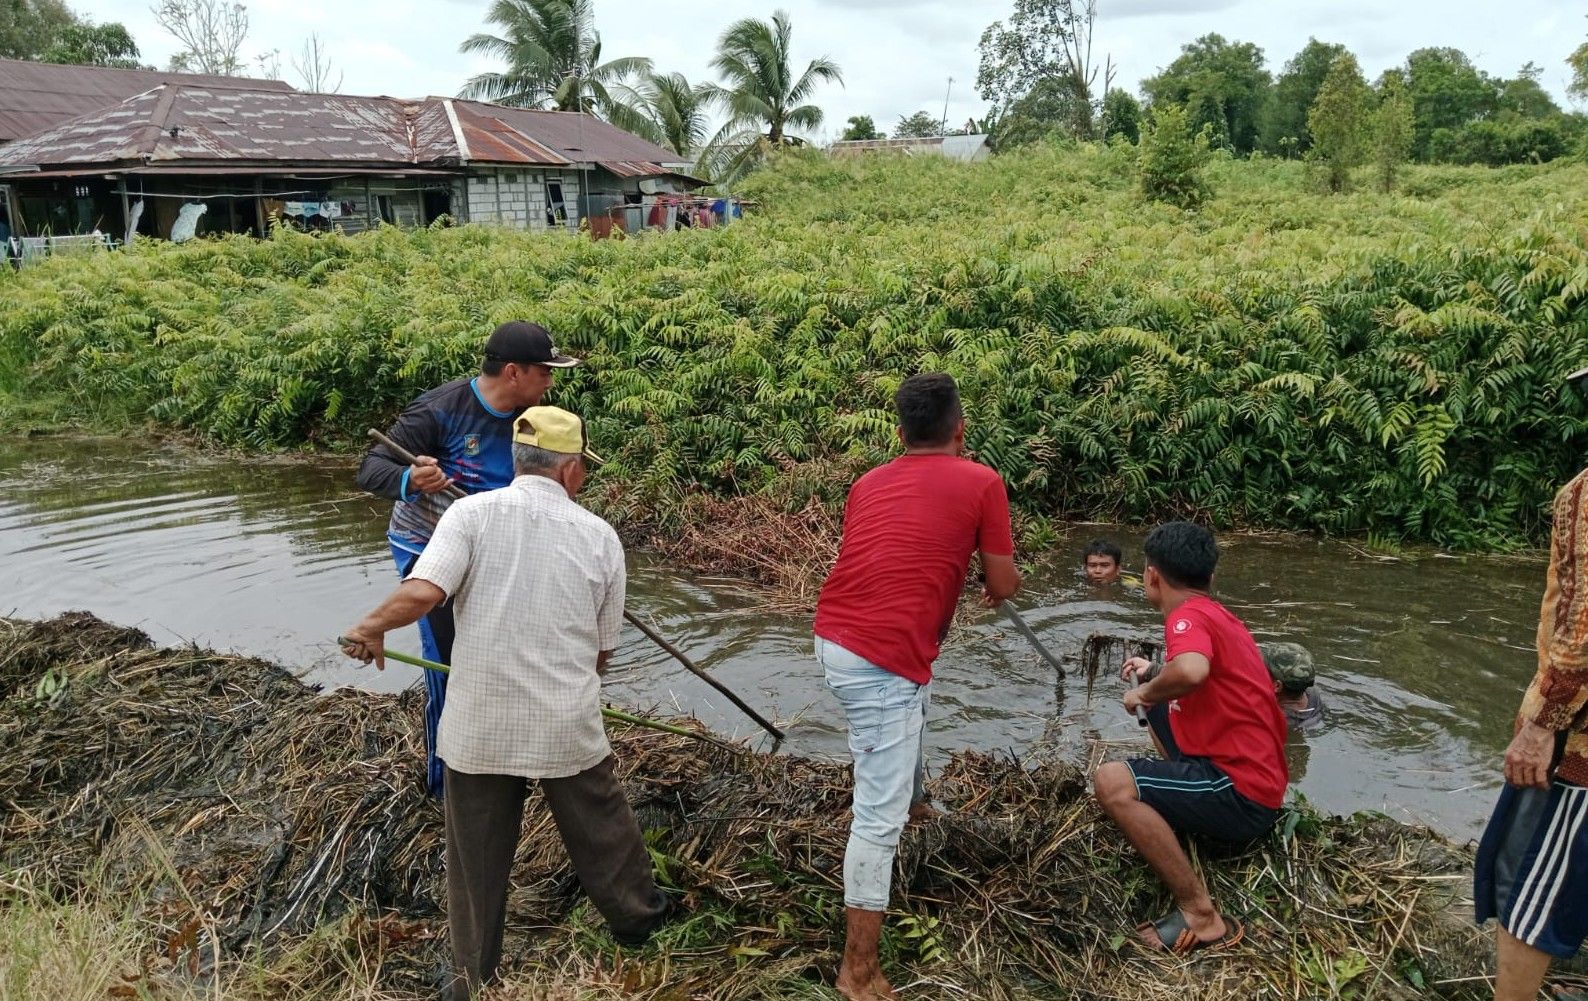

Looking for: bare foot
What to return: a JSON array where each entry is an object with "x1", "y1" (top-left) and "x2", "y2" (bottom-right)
[
  {"x1": 1136, "y1": 908, "x2": 1227, "y2": 950},
  {"x1": 835, "y1": 969, "x2": 897, "y2": 1000},
  {"x1": 907, "y1": 800, "x2": 940, "y2": 825}
]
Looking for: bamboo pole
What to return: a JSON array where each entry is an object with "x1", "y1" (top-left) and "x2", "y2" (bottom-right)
[{"x1": 366, "y1": 427, "x2": 786, "y2": 742}]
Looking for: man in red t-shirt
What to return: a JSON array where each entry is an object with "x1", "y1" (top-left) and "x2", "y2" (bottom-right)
[
  {"x1": 813, "y1": 373, "x2": 1022, "y2": 1001},
  {"x1": 1094, "y1": 521, "x2": 1288, "y2": 954}
]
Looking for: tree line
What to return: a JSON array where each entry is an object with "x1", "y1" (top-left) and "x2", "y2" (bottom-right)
[{"x1": 975, "y1": 1, "x2": 1588, "y2": 170}]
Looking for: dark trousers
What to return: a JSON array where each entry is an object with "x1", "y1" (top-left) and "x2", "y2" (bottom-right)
[{"x1": 442, "y1": 759, "x2": 666, "y2": 999}]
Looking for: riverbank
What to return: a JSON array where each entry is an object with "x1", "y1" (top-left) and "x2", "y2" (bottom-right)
[
  {"x1": 4, "y1": 150, "x2": 1588, "y2": 551},
  {"x1": 1, "y1": 612, "x2": 1507, "y2": 1000}
]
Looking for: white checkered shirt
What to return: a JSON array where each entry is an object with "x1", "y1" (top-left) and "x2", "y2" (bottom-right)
[{"x1": 408, "y1": 474, "x2": 625, "y2": 778}]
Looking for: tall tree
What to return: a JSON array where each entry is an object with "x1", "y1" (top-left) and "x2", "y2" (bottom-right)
[
  {"x1": 993, "y1": 76, "x2": 1090, "y2": 148},
  {"x1": 459, "y1": 0, "x2": 651, "y2": 114},
  {"x1": 292, "y1": 32, "x2": 341, "y2": 93},
  {"x1": 1497, "y1": 62, "x2": 1560, "y2": 119},
  {"x1": 702, "y1": 9, "x2": 841, "y2": 149},
  {"x1": 1260, "y1": 38, "x2": 1348, "y2": 154},
  {"x1": 0, "y1": 0, "x2": 71, "y2": 59},
  {"x1": 40, "y1": 19, "x2": 143, "y2": 67},
  {"x1": 3, "y1": 1, "x2": 140, "y2": 65},
  {"x1": 1371, "y1": 71, "x2": 1415, "y2": 193},
  {"x1": 1099, "y1": 87, "x2": 1141, "y2": 142},
  {"x1": 1403, "y1": 47, "x2": 1498, "y2": 159},
  {"x1": 840, "y1": 115, "x2": 882, "y2": 141},
  {"x1": 613, "y1": 71, "x2": 713, "y2": 157},
  {"x1": 1570, "y1": 40, "x2": 1588, "y2": 104},
  {"x1": 1142, "y1": 34, "x2": 1270, "y2": 155},
  {"x1": 893, "y1": 110, "x2": 942, "y2": 139},
  {"x1": 976, "y1": 0, "x2": 1112, "y2": 140},
  {"x1": 153, "y1": 0, "x2": 248, "y2": 75},
  {"x1": 1308, "y1": 52, "x2": 1371, "y2": 192}
]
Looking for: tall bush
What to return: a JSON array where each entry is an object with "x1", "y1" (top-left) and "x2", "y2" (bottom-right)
[{"x1": 1138, "y1": 103, "x2": 1212, "y2": 209}]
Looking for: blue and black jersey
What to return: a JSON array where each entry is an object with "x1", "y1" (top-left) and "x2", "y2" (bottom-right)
[{"x1": 357, "y1": 377, "x2": 519, "y2": 555}]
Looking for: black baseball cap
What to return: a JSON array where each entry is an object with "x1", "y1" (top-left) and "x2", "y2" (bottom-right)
[
  {"x1": 1568, "y1": 365, "x2": 1588, "y2": 391},
  {"x1": 484, "y1": 321, "x2": 580, "y2": 368}
]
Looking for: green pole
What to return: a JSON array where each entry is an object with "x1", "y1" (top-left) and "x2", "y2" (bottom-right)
[{"x1": 339, "y1": 639, "x2": 741, "y2": 752}]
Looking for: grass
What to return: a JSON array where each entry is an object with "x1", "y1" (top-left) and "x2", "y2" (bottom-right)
[{"x1": 0, "y1": 611, "x2": 1508, "y2": 1000}]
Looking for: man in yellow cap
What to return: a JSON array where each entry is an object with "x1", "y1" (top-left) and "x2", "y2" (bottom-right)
[
  {"x1": 357, "y1": 320, "x2": 580, "y2": 797},
  {"x1": 342, "y1": 406, "x2": 667, "y2": 999}
]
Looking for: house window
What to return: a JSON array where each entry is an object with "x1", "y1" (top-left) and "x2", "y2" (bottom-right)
[{"x1": 545, "y1": 179, "x2": 567, "y2": 226}]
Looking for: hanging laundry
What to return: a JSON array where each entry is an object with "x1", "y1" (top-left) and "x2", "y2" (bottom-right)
[
  {"x1": 124, "y1": 199, "x2": 144, "y2": 247},
  {"x1": 170, "y1": 202, "x2": 207, "y2": 243}
]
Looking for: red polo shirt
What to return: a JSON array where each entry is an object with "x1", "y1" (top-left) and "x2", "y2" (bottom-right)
[
  {"x1": 814, "y1": 454, "x2": 1014, "y2": 684},
  {"x1": 1162, "y1": 595, "x2": 1290, "y2": 809}
]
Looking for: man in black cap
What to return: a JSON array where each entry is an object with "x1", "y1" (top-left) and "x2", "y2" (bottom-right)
[{"x1": 357, "y1": 321, "x2": 579, "y2": 796}]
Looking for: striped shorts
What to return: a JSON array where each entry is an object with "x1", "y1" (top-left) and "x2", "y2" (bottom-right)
[{"x1": 1474, "y1": 780, "x2": 1588, "y2": 958}]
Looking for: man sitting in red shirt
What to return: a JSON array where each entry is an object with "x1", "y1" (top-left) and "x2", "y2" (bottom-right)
[
  {"x1": 813, "y1": 373, "x2": 1022, "y2": 1001},
  {"x1": 1094, "y1": 521, "x2": 1288, "y2": 953}
]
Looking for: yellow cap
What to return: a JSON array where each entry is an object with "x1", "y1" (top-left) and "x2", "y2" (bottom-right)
[{"x1": 513, "y1": 406, "x2": 604, "y2": 464}]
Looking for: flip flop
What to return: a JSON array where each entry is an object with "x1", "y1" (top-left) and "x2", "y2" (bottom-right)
[{"x1": 1136, "y1": 910, "x2": 1245, "y2": 954}]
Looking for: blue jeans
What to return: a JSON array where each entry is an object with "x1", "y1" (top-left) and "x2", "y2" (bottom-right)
[
  {"x1": 393, "y1": 543, "x2": 451, "y2": 798},
  {"x1": 817, "y1": 636, "x2": 929, "y2": 911}
]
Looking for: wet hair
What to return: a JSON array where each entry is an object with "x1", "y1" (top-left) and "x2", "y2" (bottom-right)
[
  {"x1": 1143, "y1": 521, "x2": 1217, "y2": 590},
  {"x1": 1082, "y1": 538, "x2": 1123, "y2": 566},
  {"x1": 894, "y1": 373, "x2": 963, "y2": 447}
]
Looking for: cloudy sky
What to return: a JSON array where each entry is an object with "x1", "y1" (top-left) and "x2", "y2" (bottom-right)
[{"x1": 91, "y1": 0, "x2": 1583, "y2": 141}]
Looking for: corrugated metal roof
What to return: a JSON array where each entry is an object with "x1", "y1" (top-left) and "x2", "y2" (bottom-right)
[
  {"x1": 0, "y1": 86, "x2": 452, "y2": 168},
  {"x1": 0, "y1": 83, "x2": 703, "y2": 184},
  {"x1": 450, "y1": 101, "x2": 570, "y2": 166},
  {"x1": 448, "y1": 99, "x2": 683, "y2": 172},
  {"x1": 0, "y1": 57, "x2": 293, "y2": 142}
]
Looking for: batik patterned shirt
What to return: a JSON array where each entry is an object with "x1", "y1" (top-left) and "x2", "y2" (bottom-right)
[{"x1": 1522, "y1": 466, "x2": 1588, "y2": 786}]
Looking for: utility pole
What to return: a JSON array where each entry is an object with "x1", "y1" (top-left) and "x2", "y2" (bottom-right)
[{"x1": 940, "y1": 76, "x2": 953, "y2": 136}]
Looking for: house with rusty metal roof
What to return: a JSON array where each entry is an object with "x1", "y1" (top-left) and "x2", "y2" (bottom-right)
[{"x1": 0, "y1": 74, "x2": 702, "y2": 244}]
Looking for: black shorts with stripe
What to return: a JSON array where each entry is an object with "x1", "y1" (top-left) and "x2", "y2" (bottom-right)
[
  {"x1": 1127, "y1": 702, "x2": 1280, "y2": 844},
  {"x1": 1474, "y1": 778, "x2": 1588, "y2": 958}
]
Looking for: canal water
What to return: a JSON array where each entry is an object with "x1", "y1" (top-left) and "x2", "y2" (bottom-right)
[{"x1": 0, "y1": 436, "x2": 1548, "y2": 840}]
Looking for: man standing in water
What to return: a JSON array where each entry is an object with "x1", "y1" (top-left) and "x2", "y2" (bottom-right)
[
  {"x1": 813, "y1": 373, "x2": 1022, "y2": 1000},
  {"x1": 1474, "y1": 368, "x2": 1588, "y2": 1001},
  {"x1": 357, "y1": 321, "x2": 579, "y2": 795}
]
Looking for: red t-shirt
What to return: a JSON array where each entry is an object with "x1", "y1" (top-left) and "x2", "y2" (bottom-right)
[
  {"x1": 813, "y1": 454, "x2": 1015, "y2": 684},
  {"x1": 1162, "y1": 595, "x2": 1290, "y2": 809}
]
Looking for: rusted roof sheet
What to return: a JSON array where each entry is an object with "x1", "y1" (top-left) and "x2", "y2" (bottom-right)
[
  {"x1": 448, "y1": 99, "x2": 683, "y2": 172},
  {"x1": 0, "y1": 57, "x2": 292, "y2": 143},
  {"x1": 0, "y1": 85, "x2": 458, "y2": 169},
  {"x1": 0, "y1": 83, "x2": 703, "y2": 184},
  {"x1": 450, "y1": 101, "x2": 569, "y2": 166}
]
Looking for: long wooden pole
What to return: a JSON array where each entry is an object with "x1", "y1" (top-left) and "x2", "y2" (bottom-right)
[
  {"x1": 341, "y1": 640, "x2": 741, "y2": 751},
  {"x1": 366, "y1": 427, "x2": 786, "y2": 742}
]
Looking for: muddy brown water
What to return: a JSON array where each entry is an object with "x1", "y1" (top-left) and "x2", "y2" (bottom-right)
[{"x1": 0, "y1": 437, "x2": 1549, "y2": 840}]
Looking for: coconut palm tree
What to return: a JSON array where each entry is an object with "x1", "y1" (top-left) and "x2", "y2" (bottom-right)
[
  {"x1": 458, "y1": 0, "x2": 651, "y2": 114},
  {"x1": 610, "y1": 71, "x2": 715, "y2": 158},
  {"x1": 702, "y1": 9, "x2": 843, "y2": 163}
]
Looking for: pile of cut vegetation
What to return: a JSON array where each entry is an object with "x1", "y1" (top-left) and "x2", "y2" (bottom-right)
[{"x1": 1, "y1": 613, "x2": 1490, "y2": 999}]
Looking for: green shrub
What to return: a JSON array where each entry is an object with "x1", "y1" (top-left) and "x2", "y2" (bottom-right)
[{"x1": 3, "y1": 148, "x2": 1588, "y2": 549}]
